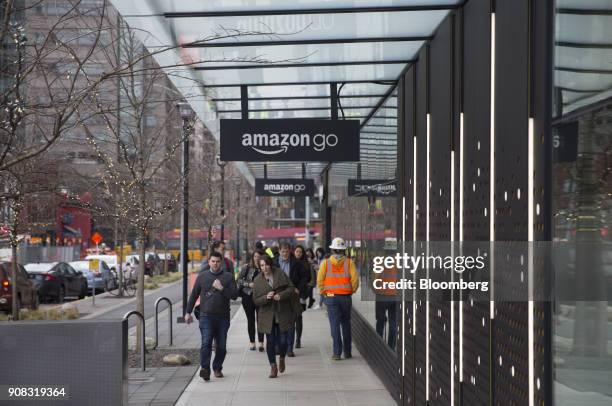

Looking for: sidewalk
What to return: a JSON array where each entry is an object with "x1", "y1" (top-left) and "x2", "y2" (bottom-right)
[{"x1": 176, "y1": 305, "x2": 396, "y2": 406}]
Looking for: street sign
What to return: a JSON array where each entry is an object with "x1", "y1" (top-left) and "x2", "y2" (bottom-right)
[
  {"x1": 91, "y1": 232, "x2": 103, "y2": 245},
  {"x1": 348, "y1": 179, "x2": 398, "y2": 197},
  {"x1": 219, "y1": 119, "x2": 360, "y2": 162},
  {"x1": 89, "y1": 259, "x2": 100, "y2": 271},
  {"x1": 255, "y1": 178, "x2": 316, "y2": 197}
]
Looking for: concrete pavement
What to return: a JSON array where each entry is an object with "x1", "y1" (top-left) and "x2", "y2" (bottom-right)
[{"x1": 176, "y1": 305, "x2": 396, "y2": 406}]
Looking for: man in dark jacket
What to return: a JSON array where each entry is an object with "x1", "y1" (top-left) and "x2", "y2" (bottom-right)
[
  {"x1": 186, "y1": 251, "x2": 238, "y2": 381},
  {"x1": 274, "y1": 243, "x2": 310, "y2": 356}
]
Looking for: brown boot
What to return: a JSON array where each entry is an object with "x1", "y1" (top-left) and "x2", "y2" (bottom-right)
[
  {"x1": 279, "y1": 357, "x2": 286, "y2": 373},
  {"x1": 269, "y1": 363, "x2": 278, "y2": 378}
]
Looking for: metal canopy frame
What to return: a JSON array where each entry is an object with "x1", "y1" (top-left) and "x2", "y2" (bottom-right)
[{"x1": 110, "y1": 0, "x2": 457, "y2": 184}]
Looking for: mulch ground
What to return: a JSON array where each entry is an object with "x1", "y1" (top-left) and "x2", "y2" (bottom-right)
[{"x1": 128, "y1": 348, "x2": 200, "y2": 368}]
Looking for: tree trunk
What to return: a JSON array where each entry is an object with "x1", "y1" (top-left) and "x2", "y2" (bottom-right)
[
  {"x1": 135, "y1": 233, "x2": 146, "y2": 353},
  {"x1": 11, "y1": 242, "x2": 19, "y2": 321},
  {"x1": 117, "y1": 233, "x2": 124, "y2": 297}
]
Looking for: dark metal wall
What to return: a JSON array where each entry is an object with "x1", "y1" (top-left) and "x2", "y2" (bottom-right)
[
  {"x1": 429, "y1": 16, "x2": 453, "y2": 406},
  {"x1": 389, "y1": 0, "x2": 554, "y2": 405},
  {"x1": 459, "y1": 1, "x2": 491, "y2": 404},
  {"x1": 415, "y1": 45, "x2": 429, "y2": 406}
]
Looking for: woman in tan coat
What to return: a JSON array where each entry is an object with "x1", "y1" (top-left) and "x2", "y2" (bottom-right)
[{"x1": 253, "y1": 255, "x2": 295, "y2": 378}]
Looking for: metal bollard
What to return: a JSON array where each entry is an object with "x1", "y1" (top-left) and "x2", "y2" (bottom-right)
[
  {"x1": 154, "y1": 297, "x2": 173, "y2": 349},
  {"x1": 123, "y1": 310, "x2": 146, "y2": 371}
]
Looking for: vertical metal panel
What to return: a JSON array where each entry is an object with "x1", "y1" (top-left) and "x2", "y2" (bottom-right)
[
  {"x1": 532, "y1": 1, "x2": 554, "y2": 405},
  {"x1": 494, "y1": 1, "x2": 530, "y2": 405},
  {"x1": 429, "y1": 15, "x2": 453, "y2": 406},
  {"x1": 401, "y1": 65, "x2": 416, "y2": 406},
  {"x1": 453, "y1": 7, "x2": 464, "y2": 406},
  {"x1": 415, "y1": 45, "x2": 429, "y2": 406},
  {"x1": 462, "y1": 0, "x2": 492, "y2": 404}
]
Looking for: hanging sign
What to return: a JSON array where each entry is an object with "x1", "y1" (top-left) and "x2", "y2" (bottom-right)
[
  {"x1": 348, "y1": 179, "x2": 397, "y2": 197},
  {"x1": 255, "y1": 178, "x2": 315, "y2": 197},
  {"x1": 220, "y1": 119, "x2": 360, "y2": 162}
]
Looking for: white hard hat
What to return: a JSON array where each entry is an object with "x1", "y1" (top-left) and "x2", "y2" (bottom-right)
[{"x1": 329, "y1": 237, "x2": 347, "y2": 250}]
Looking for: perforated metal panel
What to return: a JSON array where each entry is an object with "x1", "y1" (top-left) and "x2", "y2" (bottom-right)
[
  {"x1": 414, "y1": 46, "x2": 429, "y2": 406},
  {"x1": 461, "y1": 0, "x2": 492, "y2": 404},
  {"x1": 399, "y1": 65, "x2": 417, "y2": 406},
  {"x1": 429, "y1": 16, "x2": 453, "y2": 406},
  {"x1": 494, "y1": 1, "x2": 530, "y2": 404}
]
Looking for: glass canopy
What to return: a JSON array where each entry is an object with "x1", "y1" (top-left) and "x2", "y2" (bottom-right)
[{"x1": 110, "y1": 0, "x2": 458, "y2": 184}]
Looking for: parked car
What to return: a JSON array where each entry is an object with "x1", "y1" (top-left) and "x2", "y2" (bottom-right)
[
  {"x1": 0, "y1": 262, "x2": 39, "y2": 314},
  {"x1": 84, "y1": 254, "x2": 118, "y2": 273},
  {"x1": 158, "y1": 252, "x2": 178, "y2": 273},
  {"x1": 144, "y1": 252, "x2": 162, "y2": 276},
  {"x1": 24, "y1": 262, "x2": 88, "y2": 303},
  {"x1": 69, "y1": 260, "x2": 117, "y2": 293}
]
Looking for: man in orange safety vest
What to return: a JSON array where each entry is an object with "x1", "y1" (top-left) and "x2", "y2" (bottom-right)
[{"x1": 317, "y1": 237, "x2": 359, "y2": 360}]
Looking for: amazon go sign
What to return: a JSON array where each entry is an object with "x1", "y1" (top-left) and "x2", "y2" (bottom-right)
[
  {"x1": 220, "y1": 119, "x2": 360, "y2": 162},
  {"x1": 255, "y1": 178, "x2": 315, "y2": 197}
]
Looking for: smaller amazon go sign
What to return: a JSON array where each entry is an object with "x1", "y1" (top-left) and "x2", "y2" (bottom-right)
[
  {"x1": 220, "y1": 119, "x2": 360, "y2": 162},
  {"x1": 348, "y1": 179, "x2": 398, "y2": 197},
  {"x1": 255, "y1": 179, "x2": 315, "y2": 197}
]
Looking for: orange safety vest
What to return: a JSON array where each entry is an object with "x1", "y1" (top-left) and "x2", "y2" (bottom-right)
[
  {"x1": 323, "y1": 258, "x2": 353, "y2": 295},
  {"x1": 377, "y1": 266, "x2": 398, "y2": 296}
]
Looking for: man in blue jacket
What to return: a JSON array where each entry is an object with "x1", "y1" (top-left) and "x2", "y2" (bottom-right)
[{"x1": 186, "y1": 251, "x2": 238, "y2": 381}]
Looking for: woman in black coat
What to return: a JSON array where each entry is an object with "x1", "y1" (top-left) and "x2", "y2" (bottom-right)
[{"x1": 237, "y1": 250, "x2": 265, "y2": 351}]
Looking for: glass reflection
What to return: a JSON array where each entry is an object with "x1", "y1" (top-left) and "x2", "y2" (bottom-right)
[
  {"x1": 553, "y1": 2, "x2": 612, "y2": 404},
  {"x1": 330, "y1": 88, "x2": 398, "y2": 352}
]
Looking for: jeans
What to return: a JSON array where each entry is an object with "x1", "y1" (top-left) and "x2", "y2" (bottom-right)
[
  {"x1": 266, "y1": 323, "x2": 287, "y2": 365},
  {"x1": 241, "y1": 294, "x2": 264, "y2": 343},
  {"x1": 375, "y1": 301, "x2": 397, "y2": 350},
  {"x1": 286, "y1": 304, "x2": 305, "y2": 352},
  {"x1": 325, "y1": 295, "x2": 352, "y2": 357},
  {"x1": 199, "y1": 313, "x2": 230, "y2": 372}
]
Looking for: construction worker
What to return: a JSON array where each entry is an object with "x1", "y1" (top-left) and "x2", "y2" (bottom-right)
[{"x1": 317, "y1": 237, "x2": 359, "y2": 360}]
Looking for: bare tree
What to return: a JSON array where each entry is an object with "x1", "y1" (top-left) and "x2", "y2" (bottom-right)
[{"x1": 0, "y1": 156, "x2": 58, "y2": 319}]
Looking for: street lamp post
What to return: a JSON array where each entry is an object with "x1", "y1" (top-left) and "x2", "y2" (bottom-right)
[
  {"x1": 177, "y1": 101, "x2": 194, "y2": 323},
  {"x1": 216, "y1": 154, "x2": 226, "y2": 242},
  {"x1": 234, "y1": 178, "x2": 242, "y2": 268}
]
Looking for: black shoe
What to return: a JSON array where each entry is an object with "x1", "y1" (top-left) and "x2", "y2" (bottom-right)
[
  {"x1": 258, "y1": 344, "x2": 265, "y2": 352},
  {"x1": 344, "y1": 353, "x2": 352, "y2": 359},
  {"x1": 331, "y1": 355, "x2": 342, "y2": 361},
  {"x1": 295, "y1": 339, "x2": 301, "y2": 349},
  {"x1": 200, "y1": 369, "x2": 210, "y2": 381},
  {"x1": 287, "y1": 351, "x2": 295, "y2": 357}
]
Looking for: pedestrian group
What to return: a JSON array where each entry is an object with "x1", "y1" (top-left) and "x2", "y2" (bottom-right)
[{"x1": 185, "y1": 237, "x2": 359, "y2": 381}]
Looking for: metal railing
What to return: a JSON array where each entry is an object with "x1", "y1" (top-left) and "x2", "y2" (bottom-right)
[
  {"x1": 154, "y1": 297, "x2": 173, "y2": 349},
  {"x1": 123, "y1": 310, "x2": 145, "y2": 371}
]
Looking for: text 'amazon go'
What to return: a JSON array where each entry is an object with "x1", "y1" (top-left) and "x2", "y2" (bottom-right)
[{"x1": 220, "y1": 119, "x2": 360, "y2": 162}]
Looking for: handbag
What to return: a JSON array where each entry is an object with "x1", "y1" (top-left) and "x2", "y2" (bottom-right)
[{"x1": 194, "y1": 304, "x2": 200, "y2": 320}]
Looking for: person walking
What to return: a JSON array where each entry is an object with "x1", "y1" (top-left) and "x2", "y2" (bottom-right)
[
  {"x1": 185, "y1": 252, "x2": 238, "y2": 381},
  {"x1": 304, "y1": 248, "x2": 317, "y2": 309},
  {"x1": 201, "y1": 241, "x2": 234, "y2": 274},
  {"x1": 237, "y1": 249, "x2": 265, "y2": 352},
  {"x1": 317, "y1": 237, "x2": 359, "y2": 360},
  {"x1": 275, "y1": 243, "x2": 310, "y2": 356},
  {"x1": 253, "y1": 255, "x2": 295, "y2": 378}
]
